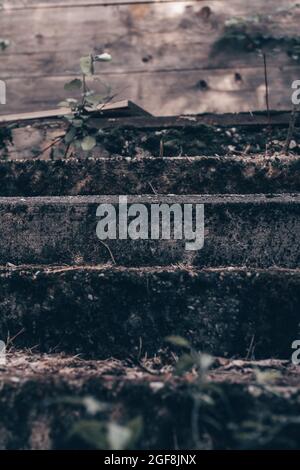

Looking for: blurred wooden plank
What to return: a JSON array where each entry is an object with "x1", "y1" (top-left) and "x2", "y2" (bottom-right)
[
  {"x1": 0, "y1": 1, "x2": 219, "y2": 56},
  {"x1": 0, "y1": 0, "x2": 300, "y2": 79},
  {"x1": 1, "y1": 0, "x2": 299, "y2": 115},
  {"x1": 0, "y1": 1, "x2": 298, "y2": 79},
  {"x1": 0, "y1": 65, "x2": 297, "y2": 116},
  {"x1": 0, "y1": 100, "x2": 151, "y2": 123},
  {"x1": 1, "y1": 1, "x2": 298, "y2": 57}
]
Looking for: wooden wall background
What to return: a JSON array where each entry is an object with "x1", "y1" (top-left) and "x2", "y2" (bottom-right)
[{"x1": 1, "y1": 0, "x2": 300, "y2": 116}]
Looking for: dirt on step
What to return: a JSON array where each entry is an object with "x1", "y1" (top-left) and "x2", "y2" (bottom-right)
[
  {"x1": 3, "y1": 117, "x2": 300, "y2": 159},
  {"x1": 90, "y1": 125, "x2": 300, "y2": 158}
]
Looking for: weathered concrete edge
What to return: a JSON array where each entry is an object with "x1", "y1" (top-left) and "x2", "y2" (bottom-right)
[
  {"x1": 0, "y1": 193, "x2": 299, "y2": 205},
  {"x1": 0, "y1": 156, "x2": 299, "y2": 196}
]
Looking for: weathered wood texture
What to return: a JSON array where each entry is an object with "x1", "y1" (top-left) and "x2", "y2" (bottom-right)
[{"x1": 1, "y1": 0, "x2": 300, "y2": 115}]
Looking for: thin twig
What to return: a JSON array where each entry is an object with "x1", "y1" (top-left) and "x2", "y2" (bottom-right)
[
  {"x1": 6, "y1": 327, "x2": 26, "y2": 349},
  {"x1": 263, "y1": 53, "x2": 270, "y2": 125},
  {"x1": 81, "y1": 73, "x2": 88, "y2": 108},
  {"x1": 263, "y1": 53, "x2": 271, "y2": 153},
  {"x1": 284, "y1": 104, "x2": 298, "y2": 153},
  {"x1": 98, "y1": 240, "x2": 116, "y2": 264},
  {"x1": 35, "y1": 135, "x2": 65, "y2": 158},
  {"x1": 246, "y1": 334, "x2": 255, "y2": 361},
  {"x1": 64, "y1": 142, "x2": 71, "y2": 159},
  {"x1": 159, "y1": 139, "x2": 164, "y2": 158},
  {"x1": 148, "y1": 182, "x2": 157, "y2": 195},
  {"x1": 137, "y1": 361, "x2": 161, "y2": 376}
]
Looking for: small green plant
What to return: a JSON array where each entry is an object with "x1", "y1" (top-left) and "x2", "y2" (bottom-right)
[
  {"x1": 51, "y1": 52, "x2": 112, "y2": 157},
  {"x1": 165, "y1": 336, "x2": 300, "y2": 449},
  {"x1": 165, "y1": 336, "x2": 226, "y2": 449},
  {"x1": 165, "y1": 335, "x2": 214, "y2": 377}
]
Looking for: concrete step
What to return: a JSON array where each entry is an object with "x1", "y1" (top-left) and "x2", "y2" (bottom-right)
[
  {"x1": 0, "y1": 194, "x2": 298, "y2": 267},
  {"x1": 0, "y1": 351, "x2": 299, "y2": 449},
  {"x1": 0, "y1": 265, "x2": 299, "y2": 359},
  {"x1": 0, "y1": 156, "x2": 299, "y2": 196}
]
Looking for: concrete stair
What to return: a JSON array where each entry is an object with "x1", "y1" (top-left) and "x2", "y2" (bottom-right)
[
  {"x1": 0, "y1": 117, "x2": 299, "y2": 449},
  {"x1": 0, "y1": 195, "x2": 298, "y2": 267},
  {"x1": 0, "y1": 155, "x2": 299, "y2": 196},
  {"x1": 0, "y1": 265, "x2": 299, "y2": 359}
]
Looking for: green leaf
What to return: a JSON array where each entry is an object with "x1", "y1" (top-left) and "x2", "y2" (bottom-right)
[
  {"x1": 72, "y1": 119, "x2": 84, "y2": 128},
  {"x1": 74, "y1": 139, "x2": 82, "y2": 149},
  {"x1": 52, "y1": 147, "x2": 65, "y2": 159},
  {"x1": 85, "y1": 94, "x2": 104, "y2": 106},
  {"x1": 165, "y1": 335, "x2": 191, "y2": 349},
  {"x1": 53, "y1": 395, "x2": 108, "y2": 414},
  {"x1": 107, "y1": 417, "x2": 142, "y2": 450},
  {"x1": 64, "y1": 127, "x2": 77, "y2": 144},
  {"x1": 108, "y1": 423, "x2": 132, "y2": 450},
  {"x1": 60, "y1": 98, "x2": 78, "y2": 110},
  {"x1": 68, "y1": 420, "x2": 107, "y2": 450},
  {"x1": 175, "y1": 353, "x2": 195, "y2": 375},
  {"x1": 64, "y1": 114, "x2": 76, "y2": 121},
  {"x1": 82, "y1": 396, "x2": 108, "y2": 415},
  {"x1": 58, "y1": 101, "x2": 70, "y2": 108},
  {"x1": 64, "y1": 79, "x2": 82, "y2": 91},
  {"x1": 81, "y1": 135, "x2": 96, "y2": 151},
  {"x1": 198, "y1": 353, "x2": 214, "y2": 373},
  {"x1": 127, "y1": 416, "x2": 143, "y2": 447},
  {"x1": 80, "y1": 55, "x2": 94, "y2": 75}
]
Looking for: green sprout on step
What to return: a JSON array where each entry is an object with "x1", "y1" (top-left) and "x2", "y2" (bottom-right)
[
  {"x1": 165, "y1": 336, "x2": 232, "y2": 449},
  {"x1": 55, "y1": 52, "x2": 112, "y2": 157},
  {"x1": 165, "y1": 335, "x2": 214, "y2": 379}
]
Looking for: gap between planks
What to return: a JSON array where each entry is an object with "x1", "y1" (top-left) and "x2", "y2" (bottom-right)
[{"x1": 2, "y1": 0, "x2": 208, "y2": 10}]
